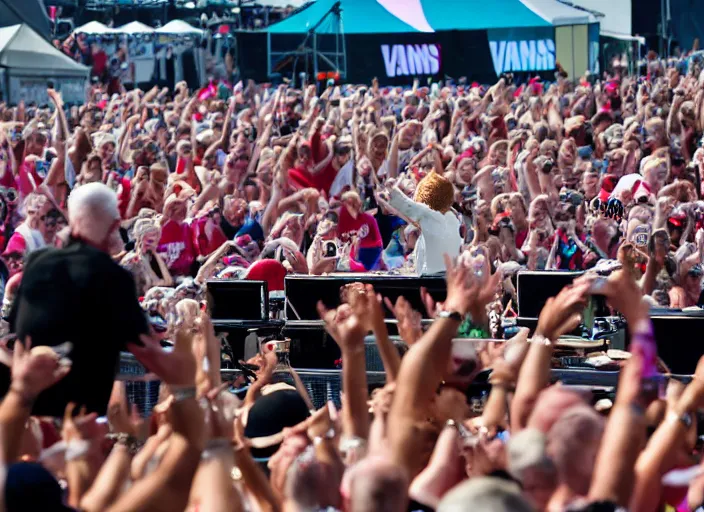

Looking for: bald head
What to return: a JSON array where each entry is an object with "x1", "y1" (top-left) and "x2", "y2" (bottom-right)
[
  {"x1": 67, "y1": 182, "x2": 121, "y2": 252},
  {"x1": 348, "y1": 457, "x2": 409, "y2": 512}
]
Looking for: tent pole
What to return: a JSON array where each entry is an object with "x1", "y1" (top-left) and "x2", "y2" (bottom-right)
[
  {"x1": 267, "y1": 31, "x2": 271, "y2": 78},
  {"x1": 313, "y1": 32, "x2": 318, "y2": 84}
]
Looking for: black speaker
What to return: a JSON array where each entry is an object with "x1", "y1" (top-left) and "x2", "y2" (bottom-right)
[
  {"x1": 207, "y1": 279, "x2": 268, "y2": 322},
  {"x1": 630, "y1": 310, "x2": 704, "y2": 375},
  {"x1": 517, "y1": 271, "x2": 582, "y2": 319},
  {"x1": 285, "y1": 275, "x2": 447, "y2": 321}
]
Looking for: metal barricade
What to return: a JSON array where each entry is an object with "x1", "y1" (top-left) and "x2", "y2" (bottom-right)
[
  {"x1": 118, "y1": 353, "x2": 160, "y2": 416},
  {"x1": 119, "y1": 352, "x2": 390, "y2": 414}
]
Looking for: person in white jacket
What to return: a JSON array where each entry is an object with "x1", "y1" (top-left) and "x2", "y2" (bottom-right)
[{"x1": 382, "y1": 171, "x2": 462, "y2": 275}]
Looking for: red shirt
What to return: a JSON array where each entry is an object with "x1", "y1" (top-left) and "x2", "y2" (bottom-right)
[
  {"x1": 18, "y1": 160, "x2": 44, "y2": 198},
  {"x1": 157, "y1": 220, "x2": 196, "y2": 276},
  {"x1": 338, "y1": 207, "x2": 382, "y2": 249},
  {"x1": 116, "y1": 175, "x2": 131, "y2": 219},
  {"x1": 287, "y1": 132, "x2": 337, "y2": 195},
  {"x1": 192, "y1": 216, "x2": 227, "y2": 256},
  {"x1": 92, "y1": 50, "x2": 108, "y2": 77}
]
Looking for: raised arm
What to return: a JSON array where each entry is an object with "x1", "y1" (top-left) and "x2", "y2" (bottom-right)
[
  {"x1": 318, "y1": 296, "x2": 369, "y2": 440},
  {"x1": 387, "y1": 185, "x2": 433, "y2": 225},
  {"x1": 511, "y1": 280, "x2": 591, "y2": 431},
  {"x1": 387, "y1": 256, "x2": 498, "y2": 478},
  {"x1": 0, "y1": 339, "x2": 71, "y2": 464},
  {"x1": 46, "y1": 89, "x2": 69, "y2": 187},
  {"x1": 112, "y1": 330, "x2": 203, "y2": 512},
  {"x1": 356, "y1": 284, "x2": 401, "y2": 383}
]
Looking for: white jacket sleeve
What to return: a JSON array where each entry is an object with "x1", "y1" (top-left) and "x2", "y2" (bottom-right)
[{"x1": 388, "y1": 187, "x2": 435, "y2": 224}]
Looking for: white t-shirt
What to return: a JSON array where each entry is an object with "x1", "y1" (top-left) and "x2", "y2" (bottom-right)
[{"x1": 388, "y1": 188, "x2": 462, "y2": 275}]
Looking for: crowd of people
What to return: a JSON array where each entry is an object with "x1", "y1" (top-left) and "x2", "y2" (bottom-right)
[{"x1": 0, "y1": 45, "x2": 702, "y2": 510}]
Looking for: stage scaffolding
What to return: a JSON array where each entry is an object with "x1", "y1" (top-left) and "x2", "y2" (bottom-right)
[{"x1": 267, "y1": 0, "x2": 346, "y2": 86}]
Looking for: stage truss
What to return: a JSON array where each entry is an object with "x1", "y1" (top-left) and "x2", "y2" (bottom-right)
[{"x1": 267, "y1": 0, "x2": 346, "y2": 85}]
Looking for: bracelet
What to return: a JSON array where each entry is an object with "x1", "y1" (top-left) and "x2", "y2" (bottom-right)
[
  {"x1": 106, "y1": 433, "x2": 143, "y2": 455},
  {"x1": 488, "y1": 380, "x2": 515, "y2": 391},
  {"x1": 528, "y1": 335, "x2": 552, "y2": 346},
  {"x1": 313, "y1": 427, "x2": 336, "y2": 446},
  {"x1": 205, "y1": 438, "x2": 232, "y2": 451},
  {"x1": 172, "y1": 386, "x2": 197, "y2": 402},
  {"x1": 65, "y1": 439, "x2": 91, "y2": 462},
  {"x1": 202, "y1": 438, "x2": 234, "y2": 461},
  {"x1": 338, "y1": 435, "x2": 366, "y2": 453}
]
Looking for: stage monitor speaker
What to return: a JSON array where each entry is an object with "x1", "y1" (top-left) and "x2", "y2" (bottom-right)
[
  {"x1": 517, "y1": 271, "x2": 582, "y2": 319},
  {"x1": 207, "y1": 280, "x2": 268, "y2": 322},
  {"x1": 285, "y1": 275, "x2": 447, "y2": 321},
  {"x1": 630, "y1": 310, "x2": 704, "y2": 375}
]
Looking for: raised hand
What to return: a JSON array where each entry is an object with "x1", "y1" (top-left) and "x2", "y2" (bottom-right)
[
  {"x1": 130, "y1": 328, "x2": 197, "y2": 388},
  {"x1": 420, "y1": 286, "x2": 439, "y2": 318},
  {"x1": 107, "y1": 381, "x2": 145, "y2": 440},
  {"x1": 317, "y1": 301, "x2": 366, "y2": 353},
  {"x1": 348, "y1": 284, "x2": 385, "y2": 333},
  {"x1": 443, "y1": 254, "x2": 501, "y2": 322},
  {"x1": 575, "y1": 269, "x2": 647, "y2": 324},
  {"x1": 205, "y1": 383, "x2": 234, "y2": 441},
  {"x1": 11, "y1": 337, "x2": 71, "y2": 402},
  {"x1": 535, "y1": 279, "x2": 591, "y2": 340},
  {"x1": 384, "y1": 295, "x2": 423, "y2": 345},
  {"x1": 62, "y1": 403, "x2": 103, "y2": 444}
]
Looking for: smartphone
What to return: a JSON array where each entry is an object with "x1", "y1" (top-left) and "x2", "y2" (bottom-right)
[{"x1": 324, "y1": 240, "x2": 338, "y2": 258}]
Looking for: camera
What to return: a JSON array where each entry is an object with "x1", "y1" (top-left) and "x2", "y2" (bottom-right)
[
  {"x1": 498, "y1": 215, "x2": 515, "y2": 232},
  {"x1": 324, "y1": 240, "x2": 338, "y2": 258},
  {"x1": 540, "y1": 158, "x2": 555, "y2": 174}
]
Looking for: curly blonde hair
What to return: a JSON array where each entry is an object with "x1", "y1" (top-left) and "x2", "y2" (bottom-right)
[{"x1": 413, "y1": 172, "x2": 455, "y2": 213}]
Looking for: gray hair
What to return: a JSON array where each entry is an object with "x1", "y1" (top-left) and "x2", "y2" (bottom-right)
[{"x1": 67, "y1": 182, "x2": 120, "y2": 246}]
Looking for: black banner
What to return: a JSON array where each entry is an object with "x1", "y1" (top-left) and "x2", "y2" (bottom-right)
[
  {"x1": 346, "y1": 30, "x2": 495, "y2": 85},
  {"x1": 241, "y1": 29, "x2": 503, "y2": 86}
]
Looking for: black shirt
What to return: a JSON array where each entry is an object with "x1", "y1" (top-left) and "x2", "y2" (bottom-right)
[
  {"x1": 4, "y1": 240, "x2": 148, "y2": 416},
  {"x1": 220, "y1": 217, "x2": 242, "y2": 241}
]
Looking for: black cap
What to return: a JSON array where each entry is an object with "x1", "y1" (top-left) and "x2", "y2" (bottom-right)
[
  {"x1": 5, "y1": 462, "x2": 73, "y2": 511},
  {"x1": 244, "y1": 389, "x2": 311, "y2": 459}
]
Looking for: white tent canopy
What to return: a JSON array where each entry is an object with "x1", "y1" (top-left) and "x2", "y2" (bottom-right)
[
  {"x1": 0, "y1": 24, "x2": 89, "y2": 77},
  {"x1": 568, "y1": 0, "x2": 631, "y2": 36},
  {"x1": 0, "y1": 24, "x2": 89, "y2": 105},
  {"x1": 73, "y1": 21, "x2": 117, "y2": 35},
  {"x1": 116, "y1": 21, "x2": 155, "y2": 35},
  {"x1": 521, "y1": 0, "x2": 599, "y2": 26},
  {"x1": 155, "y1": 20, "x2": 204, "y2": 36}
]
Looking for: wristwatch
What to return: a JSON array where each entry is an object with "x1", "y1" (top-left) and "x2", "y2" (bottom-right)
[
  {"x1": 436, "y1": 309, "x2": 463, "y2": 322},
  {"x1": 668, "y1": 410, "x2": 693, "y2": 429}
]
